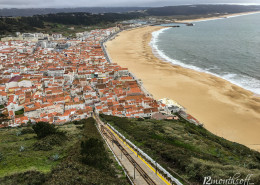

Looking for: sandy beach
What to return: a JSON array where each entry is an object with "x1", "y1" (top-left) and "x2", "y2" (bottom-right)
[
  {"x1": 106, "y1": 26, "x2": 260, "y2": 151},
  {"x1": 175, "y1": 11, "x2": 260, "y2": 23}
]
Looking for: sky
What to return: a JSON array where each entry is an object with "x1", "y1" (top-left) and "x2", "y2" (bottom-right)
[{"x1": 1, "y1": 0, "x2": 260, "y2": 8}]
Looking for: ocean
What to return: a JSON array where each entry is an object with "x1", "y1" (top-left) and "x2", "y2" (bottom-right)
[{"x1": 151, "y1": 13, "x2": 260, "y2": 95}]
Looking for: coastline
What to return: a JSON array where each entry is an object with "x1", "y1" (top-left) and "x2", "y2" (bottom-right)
[
  {"x1": 105, "y1": 26, "x2": 260, "y2": 152},
  {"x1": 175, "y1": 11, "x2": 260, "y2": 23}
]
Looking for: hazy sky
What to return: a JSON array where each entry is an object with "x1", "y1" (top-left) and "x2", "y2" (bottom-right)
[{"x1": 1, "y1": 0, "x2": 260, "y2": 8}]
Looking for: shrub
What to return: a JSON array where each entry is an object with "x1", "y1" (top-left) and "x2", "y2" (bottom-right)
[
  {"x1": 32, "y1": 122, "x2": 57, "y2": 139},
  {"x1": 0, "y1": 170, "x2": 46, "y2": 185},
  {"x1": 0, "y1": 152, "x2": 4, "y2": 162},
  {"x1": 33, "y1": 134, "x2": 65, "y2": 151},
  {"x1": 251, "y1": 175, "x2": 260, "y2": 185},
  {"x1": 33, "y1": 133, "x2": 66, "y2": 151},
  {"x1": 81, "y1": 138, "x2": 111, "y2": 169},
  {"x1": 33, "y1": 140, "x2": 53, "y2": 151},
  {"x1": 73, "y1": 119, "x2": 87, "y2": 125},
  {"x1": 76, "y1": 125, "x2": 84, "y2": 130},
  {"x1": 21, "y1": 128, "x2": 35, "y2": 135},
  {"x1": 15, "y1": 108, "x2": 24, "y2": 115}
]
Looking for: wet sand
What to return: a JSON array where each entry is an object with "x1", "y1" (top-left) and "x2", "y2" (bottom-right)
[{"x1": 106, "y1": 26, "x2": 260, "y2": 151}]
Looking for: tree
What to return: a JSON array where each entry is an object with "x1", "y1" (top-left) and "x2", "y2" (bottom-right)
[
  {"x1": 0, "y1": 113, "x2": 10, "y2": 127},
  {"x1": 32, "y1": 122, "x2": 57, "y2": 139}
]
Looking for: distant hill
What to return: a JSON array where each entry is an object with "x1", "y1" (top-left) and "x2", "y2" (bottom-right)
[
  {"x1": 1, "y1": 4, "x2": 260, "y2": 37},
  {"x1": 0, "y1": 12, "x2": 143, "y2": 36},
  {"x1": 146, "y1": 4, "x2": 260, "y2": 16},
  {"x1": 0, "y1": 7, "x2": 147, "y2": 17}
]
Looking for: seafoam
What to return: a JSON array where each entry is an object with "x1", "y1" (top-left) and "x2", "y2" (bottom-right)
[{"x1": 150, "y1": 27, "x2": 260, "y2": 95}]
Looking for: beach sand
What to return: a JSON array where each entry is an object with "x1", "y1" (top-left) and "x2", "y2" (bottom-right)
[
  {"x1": 175, "y1": 11, "x2": 260, "y2": 23},
  {"x1": 106, "y1": 26, "x2": 260, "y2": 151}
]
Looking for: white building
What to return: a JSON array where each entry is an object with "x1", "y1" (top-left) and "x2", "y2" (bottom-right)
[{"x1": 18, "y1": 79, "x2": 32, "y2": 88}]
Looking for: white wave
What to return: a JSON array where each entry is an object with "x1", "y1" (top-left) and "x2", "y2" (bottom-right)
[
  {"x1": 221, "y1": 73, "x2": 260, "y2": 95},
  {"x1": 189, "y1": 11, "x2": 260, "y2": 23},
  {"x1": 149, "y1": 28, "x2": 260, "y2": 95},
  {"x1": 226, "y1": 12, "x2": 260, "y2": 18}
]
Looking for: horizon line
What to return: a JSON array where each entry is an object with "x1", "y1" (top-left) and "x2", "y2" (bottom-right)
[{"x1": 1, "y1": 3, "x2": 260, "y2": 10}]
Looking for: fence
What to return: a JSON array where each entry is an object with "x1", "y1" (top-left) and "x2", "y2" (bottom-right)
[
  {"x1": 107, "y1": 123, "x2": 183, "y2": 185},
  {"x1": 95, "y1": 123, "x2": 134, "y2": 185}
]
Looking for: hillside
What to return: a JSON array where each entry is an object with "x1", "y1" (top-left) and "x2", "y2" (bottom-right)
[
  {"x1": 100, "y1": 114, "x2": 260, "y2": 185},
  {"x1": 0, "y1": 118, "x2": 129, "y2": 185},
  {"x1": 1, "y1": 5, "x2": 260, "y2": 37},
  {"x1": 0, "y1": 12, "x2": 142, "y2": 36},
  {"x1": 0, "y1": 7, "x2": 147, "y2": 17},
  {"x1": 146, "y1": 4, "x2": 260, "y2": 16}
]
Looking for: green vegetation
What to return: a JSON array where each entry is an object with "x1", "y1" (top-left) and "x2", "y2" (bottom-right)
[
  {"x1": 100, "y1": 114, "x2": 260, "y2": 185},
  {"x1": 41, "y1": 22, "x2": 116, "y2": 37},
  {"x1": 0, "y1": 105, "x2": 4, "y2": 109},
  {"x1": 32, "y1": 122, "x2": 59, "y2": 139},
  {"x1": 81, "y1": 138, "x2": 111, "y2": 169},
  {"x1": 0, "y1": 124, "x2": 74, "y2": 178},
  {"x1": 1, "y1": 5, "x2": 260, "y2": 37},
  {"x1": 0, "y1": 113, "x2": 9, "y2": 127},
  {"x1": 0, "y1": 118, "x2": 129, "y2": 184},
  {"x1": 0, "y1": 12, "x2": 142, "y2": 36},
  {"x1": 44, "y1": 117, "x2": 128, "y2": 185},
  {"x1": 146, "y1": 5, "x2": 260, "y2": 16},
  {"x1": 15, "y1": 108, "x2": 24, "y2": 116}
]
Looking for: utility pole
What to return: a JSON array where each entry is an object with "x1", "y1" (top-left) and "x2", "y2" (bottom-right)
[
  {"x1": 156, "y1": 162, "x2": 157, "y2": 175},
  {"x1": 134, "y1": 162, "x2": 136, "y2": 179}
]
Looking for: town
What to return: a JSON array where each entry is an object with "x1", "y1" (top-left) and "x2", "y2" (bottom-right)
[{"x1": 0, "y1": 26, "x2": 201, "y2": 127}]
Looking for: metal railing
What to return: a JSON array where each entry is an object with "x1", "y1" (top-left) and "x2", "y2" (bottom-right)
[
  {"x1": 94, "y1": 117, "x2": 135, "y2": 185},
  {"x1": 107, "y1": 123, "x2": 183, "y2": 185}
]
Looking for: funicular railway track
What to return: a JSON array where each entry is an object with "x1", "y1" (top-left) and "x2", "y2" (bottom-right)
[
  {"x1": 94, "y1": 114, "x2": 157, "y2": 185},
  {"x1": 102, "y1": 125, "x2": 156, "y2": 185}
]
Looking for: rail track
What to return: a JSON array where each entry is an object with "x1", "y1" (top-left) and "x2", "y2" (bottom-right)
[{"x1": 94, "y1": 114, "x2": 157, "y2": 185}]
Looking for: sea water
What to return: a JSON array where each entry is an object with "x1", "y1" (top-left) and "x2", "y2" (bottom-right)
[{"x1": 151, "y1": 13, "x2": 260, "y2": 95}]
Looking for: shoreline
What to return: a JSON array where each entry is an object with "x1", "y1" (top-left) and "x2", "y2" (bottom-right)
[
  {"x1": 174, "y1": 11, "x2": 260, "y2": 23},
  {"x1": 149, "y1": 27, "x2": 260, "y2": 97},
  {"x1": 106, "y1": 26, "x2": 260, "y2": 152}
]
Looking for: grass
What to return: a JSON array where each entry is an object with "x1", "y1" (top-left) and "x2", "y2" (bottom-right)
[
  {"x1": 0, "y1": 124, "x2": 79, "y2": 177},
  {"x1": 0, "y1": 118, "x2": 129, "y2": 185},
  {"x1": 100, "y1": 114, "x2": 260, "y2": 185},
  {"x1": 44, "y1": 118, "x2": 129, "y2": 185}
]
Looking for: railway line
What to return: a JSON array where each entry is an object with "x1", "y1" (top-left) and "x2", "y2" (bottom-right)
[
  {"x1": 94, "y1": 114, "x2": 159, "y2": 185},
  {"x1": 102, "y1": 125, "x2": 156, "y2": 185}
]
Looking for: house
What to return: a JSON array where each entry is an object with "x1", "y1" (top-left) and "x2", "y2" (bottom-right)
[
  {"x1": 6, "y1": 102, "x2": 24, "y2": 112},
  {"x1": 18, "y1": 78, "x2": 32, "y2": 88},
  {"x1": 65, "y1": 101, "x2": 85, "y2": 110},
  {"x1": 159, "y1": 98, "x2": 185, "y2": 113},
  {"x1": 0, "y1": 91, "x2": 7, "y2": 104},
  {"x1": 6, "y1": 76, "x2": 23, "y2": 89}
]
